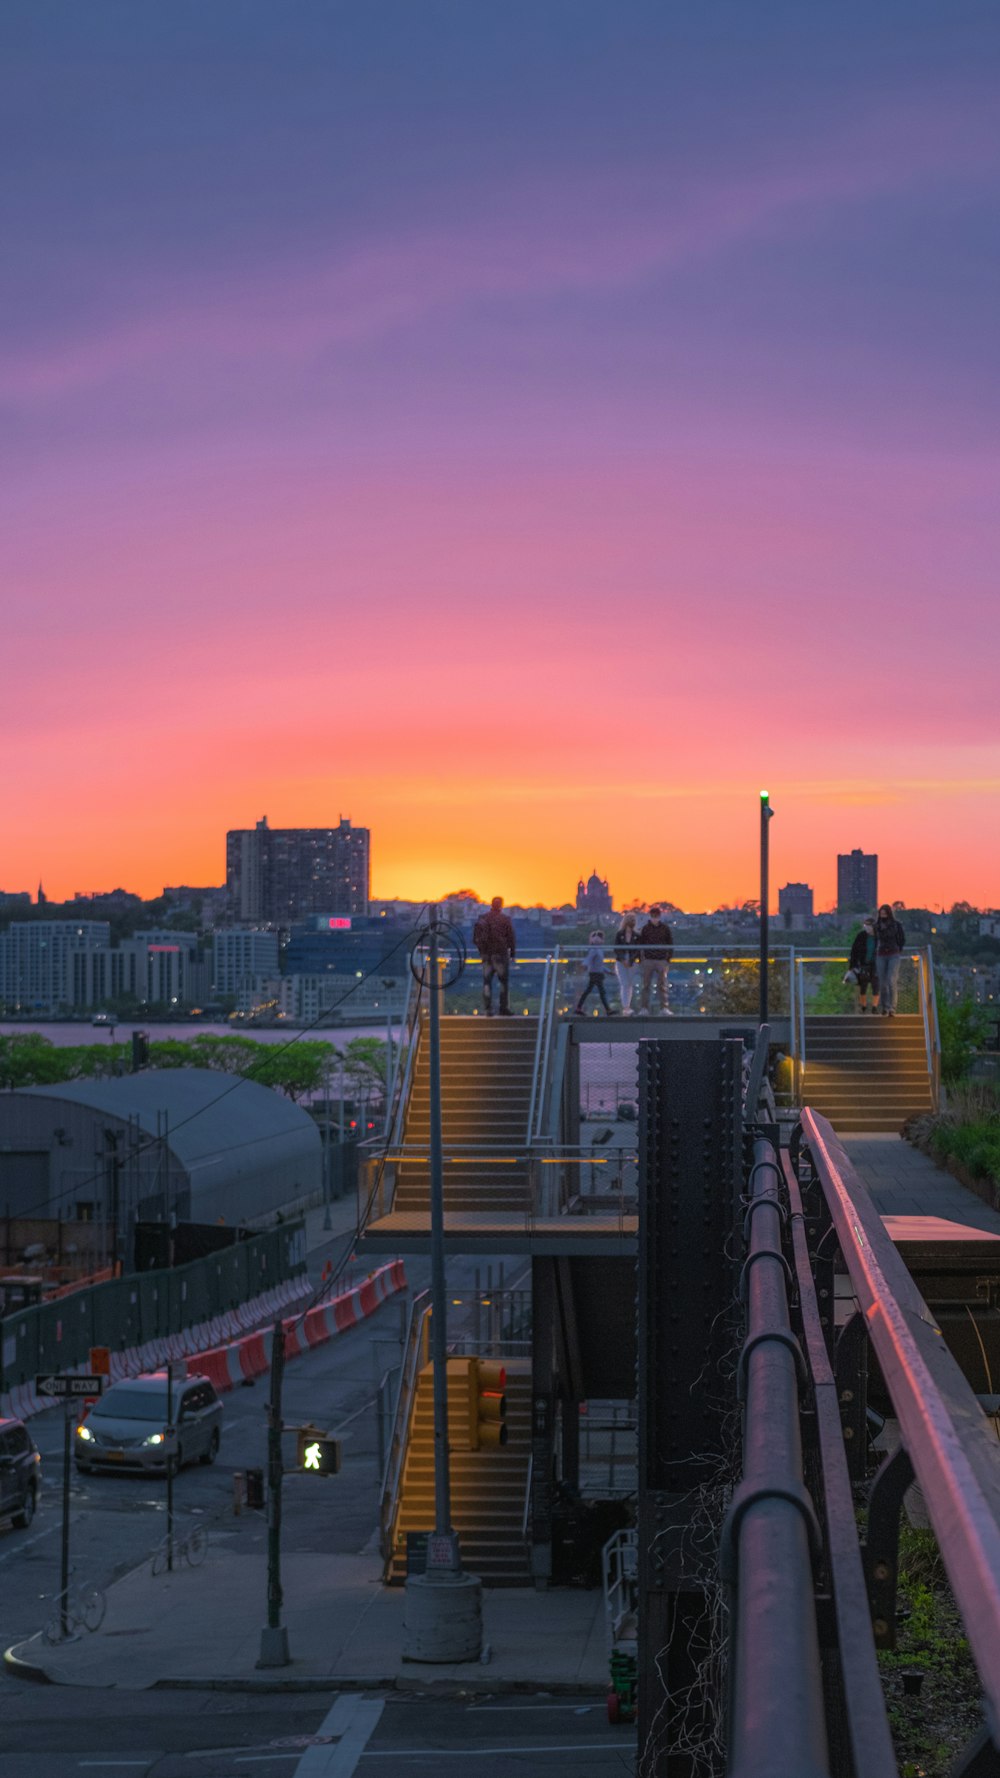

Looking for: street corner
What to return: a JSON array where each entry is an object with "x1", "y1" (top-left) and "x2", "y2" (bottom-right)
[{"x1": 4, "y1": 1637, "x2": 54, "y2": 1685}]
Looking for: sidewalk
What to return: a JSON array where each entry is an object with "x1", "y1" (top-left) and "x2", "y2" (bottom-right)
[
  {"x1": 4, "y1": 1541, "x2": 607, "y2": 1694},
  {"x1": 843, "y1": 1134, "x2": 1000, "y2": 1234}
]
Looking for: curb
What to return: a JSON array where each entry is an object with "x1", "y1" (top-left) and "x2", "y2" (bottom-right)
[
  {"x1": 3, "y1": 1642, "x2": 603, "y2": 1697},
  {"x1": 4, "y1": 1642, "x2": 54, "y2": 1685}
]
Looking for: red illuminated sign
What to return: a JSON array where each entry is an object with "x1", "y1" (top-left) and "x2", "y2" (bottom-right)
[
  {"x1": 327, "y1": 918, "x2": 352, "y2": 930},
  {"x1": 148, "y1": 945, "x2": 179, "y2": 952}
]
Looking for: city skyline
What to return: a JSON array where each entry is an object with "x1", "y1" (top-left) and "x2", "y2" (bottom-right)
[{"x1": 4, "y1": 5, "x2": 998, "y2": 915}]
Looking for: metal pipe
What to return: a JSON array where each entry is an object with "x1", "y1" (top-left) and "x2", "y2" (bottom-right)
[{"x1": 727, "y1": 1137, "x2": 829, "y2": 1778}]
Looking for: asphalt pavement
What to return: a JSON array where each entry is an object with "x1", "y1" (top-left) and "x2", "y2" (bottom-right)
[{"x1": 0, "y1": 1687, "x2": 637, "y2": 1776}]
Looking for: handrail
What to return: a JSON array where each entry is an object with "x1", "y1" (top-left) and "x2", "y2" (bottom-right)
[
  {"x1": 378, "y1": 1286, "x2": 431, "y2": 1568},
  {"x1": 926, "y1": 944, "x2": 942, "y2": 1108},
  {"x1": 521, "y1": 1451, "x2": 534, "y2": 1543},
  {"x1": 525, "y1": 955, "x2": 551, "y2": 1143},
  {"x1": 742, "y1": 1024, "x2": 771, "y2": 1122},
  {"x1": 801, "y1": 1107, "x2": 1000, "y2": 1741},
  {"x1": 723, "y1": 1136, "x2": 829, "y2": 1778},
  {"x1": 797, "y1": 958, "x2": 807, "y2": 1095},
  {"x1": 533, "y1": 947, "x2": 561, "y2": 1141},
  {"x1": 917, "y1": 947, "x2": 933, "y2": 1087}
]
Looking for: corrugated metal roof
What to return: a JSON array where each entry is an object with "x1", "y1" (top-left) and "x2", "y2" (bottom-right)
[{"x1": 18, "y1": 1068, "x2": 317, "y2": 1171}]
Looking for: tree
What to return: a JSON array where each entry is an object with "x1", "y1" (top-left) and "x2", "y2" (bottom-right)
[{"x1": 938, "y1": 996, "x2": 989, "y2": 1086}]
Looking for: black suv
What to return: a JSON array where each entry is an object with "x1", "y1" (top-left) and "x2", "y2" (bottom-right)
[{"x1": 0, "y1": 1416, "x2": 42, "y2": 1529}]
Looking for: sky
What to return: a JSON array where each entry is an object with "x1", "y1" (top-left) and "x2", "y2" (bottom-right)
[{"x1": 2, "y1": 1, "x2": 998, "y2": 913}]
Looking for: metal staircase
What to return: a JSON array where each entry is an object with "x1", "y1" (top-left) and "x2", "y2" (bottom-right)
[
  {"x1": 385, "y1": 1356, "x2": 533, "y2": 1585},
  {"x1": 392, "y1": 1015, "x2": 539, "y2": 1214},
  {"x1": 801, "y1": 1014, "x2": 934, "y2": 1132}
]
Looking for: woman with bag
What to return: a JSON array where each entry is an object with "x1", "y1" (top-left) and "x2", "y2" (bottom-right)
[{"x1": 848, "y1": 918, "x2": 879, "y2": 1013}]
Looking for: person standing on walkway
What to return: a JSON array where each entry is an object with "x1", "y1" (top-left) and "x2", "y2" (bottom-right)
[
  {"x1": 473, "y1": 896, "x2": 517, "y2": 1016},
  {"x1": 849, "y1": 918, "x2": 880, "y2": 1013},
  {"x1": 874, "y1": 904, "x2": 906, "y2": 1016},
  {"x1": 575, "y1": 931, "x2": 613, "y2": 1016},
  {"x1": 638, "y1": 907, "x2": 674, "y2": 1015},
  {"x1": 613, "y1": 914, "x2": 642, "y2": 1015}
]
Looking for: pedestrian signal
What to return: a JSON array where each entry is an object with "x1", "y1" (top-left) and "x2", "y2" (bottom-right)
[
  {"x1": 295, "y1": 1428, "x2": 341, "y2": 1475},
  {"x1": 468, "y1": 1358, "x2": 507, "y2": 1450}
]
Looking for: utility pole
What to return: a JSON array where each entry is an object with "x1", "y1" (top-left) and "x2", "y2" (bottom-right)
[
  {"x1": 402, "y1": 904, "x2": 482, "y2": 1661},
  {"x1": 258, "y1": 1318, "x2": 289, "y2": 1667},
  {"x1": 760, "y1": 790, "x2": 775, "y2": 1026},
  {"x1": 323, "y1": 1060, "x2": 333, "y2": 1232}
]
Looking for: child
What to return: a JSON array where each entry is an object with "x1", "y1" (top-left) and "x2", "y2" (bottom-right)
[{"x1": 576, "y1": 931, "x2": 613, "y2": 1016}]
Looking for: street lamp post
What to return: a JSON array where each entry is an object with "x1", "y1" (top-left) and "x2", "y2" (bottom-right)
[
  {"x1": 401, "y1": 903, "x2": 482, "y2": 1662},
  {"x1": 760, "y1": 790, "x2": 775, "y2": 1026}
]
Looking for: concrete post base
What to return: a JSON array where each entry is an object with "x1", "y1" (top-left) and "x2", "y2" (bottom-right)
[
  {"x1": 256, "y1": 1624, "x2": 291, "y2": 1668},
  {"x1": 401, "y1": 1571, "x2": 483, "y2": 1663}
]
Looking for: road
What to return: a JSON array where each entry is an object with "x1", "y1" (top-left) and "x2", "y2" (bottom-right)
[
  {"x1": 0, "y1": 1213, "x2": 527, "y2": 1653},
  {"x1": 0, "y1": 1688, "x2": 637, "y2": 1777},
  {"x1": 0, "y1": 1216, "x2": 581, "y2": 1769}
]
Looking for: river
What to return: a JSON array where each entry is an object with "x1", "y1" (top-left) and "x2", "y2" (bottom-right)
[{"x1": 0, "y1": 1020, "x2": 399, "y2": 1051}]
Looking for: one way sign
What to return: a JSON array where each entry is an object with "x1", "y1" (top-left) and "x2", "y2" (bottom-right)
[{"x1": 35, "y1": 1373, "x2": 106, "y2": 1399}]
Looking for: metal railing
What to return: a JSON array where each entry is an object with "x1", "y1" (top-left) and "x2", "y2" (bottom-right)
[
  {"x1": 800, "y1": 1107, "x2": 1000, "y2": 1745},
  {"x1": 377, "y1": 1287, "x2": 430, "y2": 1566},
  {"x1": 358, "y1": 1142, "x2": 638, "y2": 1231},
  {"x1": 525, "y1": 954, "x2": 553, "y2": 1142}
]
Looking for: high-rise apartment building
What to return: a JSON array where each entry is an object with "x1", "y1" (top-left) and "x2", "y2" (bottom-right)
[
  {"x1": 226, "y1": 817, "x2": 370, "y2": 924},
  {"x1": 837, "y1": 850, "x2": 878, "y2": 915}
]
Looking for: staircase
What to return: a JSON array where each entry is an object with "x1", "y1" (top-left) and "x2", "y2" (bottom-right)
[
  {"x1": 393, "y1": 1015, "x2": 538, "y2": 1215},
  {"x1": 802, "y1": 1015, "x2": 934, "y2": 1133},
  {"x1": 387, "y1": 1357, "x2": 532, "y2": 1584}
]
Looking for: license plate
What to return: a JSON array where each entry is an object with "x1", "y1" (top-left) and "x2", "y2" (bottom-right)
[{"x1": 104, "y1": 1450, "x2": 125, "y2": 1462}]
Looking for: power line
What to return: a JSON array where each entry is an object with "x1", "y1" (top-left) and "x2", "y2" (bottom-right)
[{"x1": 5, "y1": 913, "x2": 428, "y2": 1226}]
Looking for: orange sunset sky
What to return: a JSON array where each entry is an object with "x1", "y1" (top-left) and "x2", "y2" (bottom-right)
[{"x1": 3, "y1": 6, "x2": 998, "y2": 914}]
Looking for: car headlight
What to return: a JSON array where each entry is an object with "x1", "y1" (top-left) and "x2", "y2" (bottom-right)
[
  {"x1": 142, "y1": 1433, "x2": 164, "y2": 1446},
  {"x1": 76, "y1": 1425, "x2": 93, "y2": 1442}
]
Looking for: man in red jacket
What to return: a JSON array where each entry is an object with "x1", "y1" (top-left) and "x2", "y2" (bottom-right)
[{"x1": 473, "y1": 896, "x2": 517, "y2": 1016}]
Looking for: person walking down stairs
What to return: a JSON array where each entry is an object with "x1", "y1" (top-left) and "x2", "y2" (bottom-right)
[
  {"x1": 849, "y1": 918, "x2": 880, "y2": 1013},
  {"x1": 576, "y1": 931, "x2": 614, "y2": 1016},
  {"x1": 874, "y1": 904, "x2": 906, "y2": 1017},
  {"x1": 474, "y1": 896, "x2": 518, "y2": 1017}
]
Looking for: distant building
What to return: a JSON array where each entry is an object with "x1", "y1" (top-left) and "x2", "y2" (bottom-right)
[
  {"x1": 226, "y1": 817, "x2": 370, "y2": 924},
  {"x1": 0, "y1": 920, "x2": 110, "y2": 1012},
  {"x1": 837, "y1": 850, "x2": 878, "y2": 916},
  {"x1": 576, "y1": 870, "x2": 613, "y2": 919},
  {"x1": 74, "y1": 931, "x2": 206, "y2": 1009},
  {"x1": 0, "y1": 889, "x2": 32, "y2": 917},
  {"x1": 163, "y1": 885, "x2": 229, "y2": 926},
  {"x1": 284, "y1": 915, "x2": 406, "y2": 979},
  {"x1": 213, "y1": 928, "x2": 281, "y2": 999},
  {"x1": 778, "y1": 883, "x2": 814, "y2": 930}
]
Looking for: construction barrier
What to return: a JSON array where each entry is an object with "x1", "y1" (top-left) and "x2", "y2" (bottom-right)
[
  {"x1": 0, "y1": 1274, "x2": 310, "y2": 1424},
  {"x1": 184, "y1": 1260, "x2": 407, "y2": 1391}
]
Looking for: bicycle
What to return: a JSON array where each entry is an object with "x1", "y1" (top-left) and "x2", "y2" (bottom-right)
[
  {"x1": 151, "y1": 1522, "x2": 208, "y2": 1576},
  {"x1": 43, "y1": 1583, "x2": 106, "y2": 1644}
]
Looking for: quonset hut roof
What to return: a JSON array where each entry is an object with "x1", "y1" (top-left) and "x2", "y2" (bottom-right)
[{"x1": 18, "y1": 1068, "x2": 320, "y2": 1221}]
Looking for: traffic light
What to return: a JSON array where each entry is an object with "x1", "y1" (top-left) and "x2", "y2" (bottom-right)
[
  {"x1": 467, "y1": 1358, "x2": 507, "y2": 1450},
  {"x1": 295, "y1": 1427, "x2": 341, "y2": 1475}
]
